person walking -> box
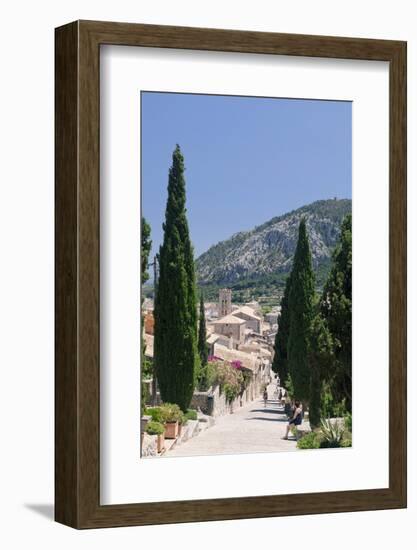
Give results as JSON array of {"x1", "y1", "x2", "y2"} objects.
[
  {"x1": 282, "y1": 400, "x2": 303, "y2": 440},
  {"x1": 263, "y1": 386, "x2": 268, "y2": 408},
  {"x1": 278, "y1": 388, "x2": 283, "y2": 405}
]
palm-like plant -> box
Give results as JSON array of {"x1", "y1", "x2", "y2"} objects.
[{"x1": 320, "y1": 418, "x2": 345, "y2": 447}]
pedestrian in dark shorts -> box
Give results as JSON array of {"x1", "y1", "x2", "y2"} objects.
[{"x1": 282, "y1": 400, "x2": 302, "y2": 440}]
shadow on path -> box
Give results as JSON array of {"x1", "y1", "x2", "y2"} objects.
[
  {"x1": 247, "y1": 416, "x2": 288, "y2": 422},
  {"x1": 250, "y1": 408, "x2": 285, "y2": 414}
]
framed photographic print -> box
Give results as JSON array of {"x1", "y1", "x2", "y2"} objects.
[{"x1": 55, "y1": 20, "x2": 406, "y2": 528}]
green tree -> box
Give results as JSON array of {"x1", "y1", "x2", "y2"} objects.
[
  {"x1": 141, "y1": 217, "x2": 152, "y2": 412},
  {"x1": 198, "y1": 292, "x2": 208, "y2": 367},
  {"x1": 141, "y1": 217, "x2": 152, "y2": 286},
  {"x1": 154, "y1": 145, "x2": 199, "y2": 411},
  {"x1": 287, "y1": 219, "x2": 315, "y2": 405},
  {"x1": 271, "y1": 275, "x2": 291, "y2": 383},
  {"x1": 321, "y1": 214, "x2": 352, "y2": 411},
  {"x1": 308, "y1": 312, "x2": 334, "y2": 428}
]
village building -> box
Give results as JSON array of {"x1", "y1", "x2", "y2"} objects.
[
  {"x1": 212, "y1": 343, "x2": 267, "y2": 399},
  {"x1": 232, "y1": 305, "x2": 262, "y2": 333},
  {"x1": 144, "y1": 333, "x2": 154, "y2": 360},
  {"x1": 143, "y1": 297, "x2": 154, "y2": 312},
  {"x1": 144, "y1": 311, "x2": 154, "y2": 335},
  {"x1": 213, "y1": 314, "x2": 246, "y2": 346},
  {"x1": 206, "y1": 332, "x2": 233, "y2": 355},
  {"x1": 265, "y1": 311, "x2": 279, "y2": 326},
  {"x1": 244, "y1": 299, "x2": 262, "y2": 315}
]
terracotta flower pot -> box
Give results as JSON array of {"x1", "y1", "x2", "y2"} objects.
[
  {"x1": 157, "y1": 433, "x2": 165, "y2": 453},
  {"x1": 164, "y1": 421, "x2": 179, "y2": 439}
]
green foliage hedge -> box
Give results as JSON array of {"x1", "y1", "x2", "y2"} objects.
[
  {"x1": 146, "y1": 421, "x2": 165, "y2": 435},
  {"x1": 145, "y1": 407, "x2": 163, "y2": 423},
  {"x1": 145, "y1": 403, "x2": 183, "y2": 423},
  {"x1": 185, "y1": 409, "x2": 198, "y2": 421},
  {"x1": 297, "y1": 432, "x2": 320, "y2": 449}
]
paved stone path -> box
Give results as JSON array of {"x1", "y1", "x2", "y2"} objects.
[{"x1": 165, "y1": 383, "x2": 298, "y2": 457}]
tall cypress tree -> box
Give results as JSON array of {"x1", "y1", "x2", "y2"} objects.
[
  {"x1": 141, "y1": 217, "x2": 152, "y2": 365},
  {"x1": 198, "y1": 292, "x2": 208, "y2": 367},
  {"x1": 154, "y1": 145, "x2": 198, "y2": 411},
  {"x1": 271, "y1": 274, "x2": 291, "y2": 383},
  {"x1": 308, "y1": 313, "x2": 334, "y2": 428},
  {"x1": 141, "y1": 217, "x2": 152, "y2": 411},
  {"x1": 321, "y1": 214, "x2": 352, "y2": 411},
  {"x1": 287, "y1": 218, "x2": 315, "y2": 405}
]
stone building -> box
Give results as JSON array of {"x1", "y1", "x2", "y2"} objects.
[
  {"x1": 144, "y1": 311, "x2": 154, "y2": 335},
  {"x1": 265, "y1": 311, "x2": 279, "y2": 326},
  {"x1": 213, "y1": 314, "x2": 245, "y2": 345},
  {"x1": 218, "y1": 288, "x2": 232, "y2": 317},
  {"x1": 232, "y1": 305, "x2": 262, "y2": 334}
]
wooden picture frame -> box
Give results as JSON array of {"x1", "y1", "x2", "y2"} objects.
[{"x1": 55, "y1": 20, "x2": 407, "y2": 529}]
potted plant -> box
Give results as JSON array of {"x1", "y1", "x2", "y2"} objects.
[
  {"x1": 145, "y1": 406, "x2": 163, "y2": 422},
  {"x1": 145, "y1": 421, "x2": 165, "y2": 453},
  {"x1": 160, "y1": 403, "x2": 182, "y2": 439}
]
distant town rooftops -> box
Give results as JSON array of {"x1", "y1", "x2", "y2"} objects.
[
  {"x1": 143, "y1": 297, "x2": 154, "y2": 311},
  {"x1": 144, "y1": 333, "x2": 154, "y2": 358},
  {"x1": 233, "y1": 305, "x2": 261, "y2": 320},
  {"x1": 206, "y1": 333, "x2": 220, "y2": 345},
  {"x1": 214, "y1": 314, "x2": 246, "y2": 325},
  {"x1": 213, "y1": 343, "x2": 258, "y2": 371}
]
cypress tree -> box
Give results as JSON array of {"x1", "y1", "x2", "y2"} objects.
[
  {"x1": 154, "y1": 145, "x2": 199, "y2": 411},
  {"x1": 141, "y1": 217, "x2": 152, "y2": 409},
  {"x1": 198, "y1": 292, "x2": 208, "y2": 367},
  {"x1": 321, "y1": 214, "x2": 352, "y2": 411},
  {"x1": 141, "y1": 217, "x2": 152, "y2": 287},
  {"x1": 308, "y1": 313, "x2": 334, "y2": 428},
  {"x1": 271, "y1": 274, "x2": 291, "y2": 383},
  {"x1": 287, "y1": 218, "x2": 315, "y2": 405}
]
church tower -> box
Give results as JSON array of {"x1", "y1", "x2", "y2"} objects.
[{"x1": 218, "y1": 288, "x2": 232, "y2": 317}]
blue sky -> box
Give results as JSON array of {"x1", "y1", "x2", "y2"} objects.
[{"x1": 141, "y1": 92, "x2": 351, "y2": 261}]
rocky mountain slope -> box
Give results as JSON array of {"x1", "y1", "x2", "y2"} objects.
[{"x1": 196, "y1": 199, "x2": 351, "y2": 286}]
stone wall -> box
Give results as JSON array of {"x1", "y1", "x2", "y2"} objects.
[
  {"x1": 190, "y1": 376, "x2": 261, "y2": 417},
  {"x1": 145, "y1": 369, "x2": 266, "y2": 417}
]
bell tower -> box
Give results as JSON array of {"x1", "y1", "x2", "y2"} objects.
[{"x1": 218, "y1": 288, "x2": 232, "y2": 317}]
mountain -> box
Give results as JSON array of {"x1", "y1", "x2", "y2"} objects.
[{"x1": 196, "y1": 199, "x2": 351, "y2": 287}]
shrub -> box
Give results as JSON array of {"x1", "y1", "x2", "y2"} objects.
[
  {"x1": 178, "y1": 411, "x2": 186, "y2": 426},
  {"x1": 144, "y1": 407, "x2": 163, "y2": 423},
  {"x1": 319, "y1": 418, "x2": 345, "y2": 448},
  {"x1": 197, "y1": 358, "x2": 250, "y2": 400},
  {"x1": 159, "y1": 402, "x2": 182, "y2": 423},
  {"x1": 224, "y1": 383, "x2": 239, "y2": 403},
  {"x1": 197, "y1": 361, "x2": 217, "y2": 391},
  {"x1": 141, "y1": 383, "x2": 149, "y2": 416},
  {"x1": 297, "y1": 431, "x2": 320, "y2": 449},
  {"x1": 340, "y1": 438, "x2": 352, "y2": 447},
  {"x1": 145, "y1": 421, "x2": 165, "y2": 435},
  {"x1": 333, "y1": 399, "x2": 347, "y2": 417},
  {"x1": 344, "y1": 412, "x2": 352, "y2": 432},
  {"x1": 240, "y1": 370, "x2": 252, "y2": 394},
  {"x1": 185, "y1": 409, "x2": 198, "y2": 421},
  {"x1": 319, "y1": 383, "x2": 335, "y2": 418}
]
